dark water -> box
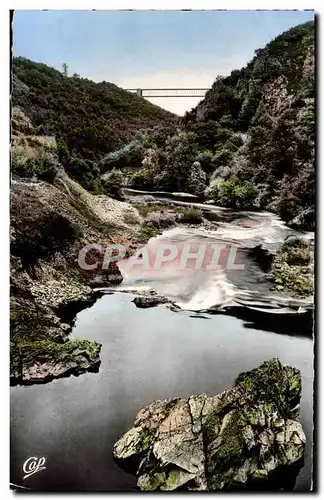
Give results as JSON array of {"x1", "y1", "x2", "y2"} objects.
[{"x1": 10, "y1": 292, "x2": 313, "y2": 491}]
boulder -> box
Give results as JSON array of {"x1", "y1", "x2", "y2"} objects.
[
  {"x1": 133, "y1": 294, "x2": 169, "y2": 308},
  {"x1": 88, "y1": 272, "x2": 123, "y2": 288},
  {"x1": 87, "y1": 261, "x2": 123, "y2": 288},
  {"x1": 113, "y1": 359, "x2": 305, "y2": 491}
]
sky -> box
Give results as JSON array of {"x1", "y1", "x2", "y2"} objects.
[{"x1": 13, "y1": 10, "x2": 314, "y2": 115}]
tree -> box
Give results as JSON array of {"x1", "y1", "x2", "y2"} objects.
[{"x1": 62, "y1": 63, "x2": 68, "y2": 77}]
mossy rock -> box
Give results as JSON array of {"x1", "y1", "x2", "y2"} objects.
[
  {"x1": 113, "y1": 359, "x2": 305, "y2": 491},
  {"x1": 10, "y1": 337, "x2": 101, "y2": 384}
]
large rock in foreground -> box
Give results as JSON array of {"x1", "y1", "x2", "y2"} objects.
[{"x1": 113, "y1": 359, "x2": 305, "y2": 491}]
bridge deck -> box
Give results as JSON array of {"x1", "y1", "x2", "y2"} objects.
[{"x1": 126, "y1": 88, "x2": 209, "y2": 97}]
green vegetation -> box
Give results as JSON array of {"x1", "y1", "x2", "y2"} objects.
[
  {"x1": 235, "y1": 358, "x2": 301, "y2": 417},
  {"x1": 136, "y1": 427, "x2": 154, "y2": 453},
  {"x1": 138, "y1": 473, "x2": 166, "y2": 491},
  {"x1": 129, "y1": 168, "x2": 155, "y2": 190},
  {"x1": 134, "y1": 203, "x2": 205, "y2": 227},
  {"x1": 122, "y1": 22, "x2": 314, "y2": 226},
  {"x1": 10, "y1": 336, "x2": 101, "y2": 381},
  {"x1": 133, "y1": 203, "x2": 174, "y2": 217},
  {"x1": 102, "y1": 168, "x2": 124, "y2": 199},
  {"x1": 11, "y1": 338, "x2": 100, "y2": 367},
  {"x1": 184, "y1": 21, "x2": 314, "y2": 226},
  {"x1": 139, "y1": 225, "x2": 160, "y2": 241},
  {"x1": 180, "y1": 208, "x2": 204, "y2": 224},
  {"x1": 134, "y1": 203, "x2": 199, "y2": 218},
  {"x1": 211, "y1": 178, "x2": 258, "y2": 209},
  {"x1": 99, "y1": 140, "x2": 145, "y2": 172},
  {"x1": 269, "y1": 237, "x2": 314, "y2": 297},
  {"x1": 12, "y1": 57, "x2": 175, "y2": 190},
  {"x1": 11, "y1": 156, "x2": 57, "y2": 182}
]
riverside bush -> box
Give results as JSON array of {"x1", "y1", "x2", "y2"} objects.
[
  {"x1": 180, "y1": 208, "x2": 204, "y2": 224},
  {"x1": 212, "y1": 178, "x2": 258, "y2": 209}
]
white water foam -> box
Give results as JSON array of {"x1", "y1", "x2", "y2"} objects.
[{"x1": 116, "y1": 204, "x2": 313, "y2": 313}]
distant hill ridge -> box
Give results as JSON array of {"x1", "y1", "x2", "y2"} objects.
[
  {"x1": 12, "y1": 57, "x2": 176, "y2": 190},
  {"x1": 12, "y1": 57, "x2": 176, "y2": 156},
  {"x1": 184, "y1": 20, "x2": 314, "y2": 129},
  {"x1": 181, "y1": 20, "x2": 315, "y2": 228}
]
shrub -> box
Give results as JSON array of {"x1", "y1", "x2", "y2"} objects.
[
  {"x1": 11, "y1": 201, "x2": 80, "y2": 268},
  {"x1": 33, "y1": 157, "x2": 57, "y2": 182},
  {"x1": 102, "y1": 168, "x2": 124, "y2": 199},
  {"x1": 11, "y1": 156, "x2": 57, "y2": 182},
  {"x1": 99, "y1": 140, "x2": 144, "y2": 172},
  {"x1": 66, "y1": 156, "x2": 104, "y2": 193},
  {"x1": 180, "y1": 208, "x2": 204, "y2": 224},
  {"x1": 211, "y1": 166, "x2": 232, "y2": 181},
  {"x1": 140, "y1": 124, "x2": 178, "y2": 149},
  {"x1": 91, "y1": 177, "x2": 105, "y2": 195},
  {"x1": 186, "y1": 122, "x2": 232, "y2": 150},
  {"x1": 142, "y1": 147, "x2": 162, "y2": 174},
  {"x1": 211, "y1": 148, "x2": 234, "y2": 170},
  {"x1": 233, "y1": 181, "x2": 258, "y2": 209},
  {"x1": 213, "y1": 178, "x2": 258, "y2": 209},
  {"x1": 212, "y1": 179, "x2": 237, "y2": 207},
  {"x1": 279, "y1": 237, "x2": 311, "y2": 265},
  {"x1": 270, "y1": 261, "x2": 313, "y2": 297},
  {"x1": 269, "y1": 238, "x2": 313, "y2": 297},
  {"x1": 194, "y1": 150, "x2": 214, "y2": 175},
  {"x1": 57, "y1": 141, "x2": 70, "y2": 163},
  {"x1": 134, "y1": 203, "x2": 170, "y2": 217},
  {"x1": 162, "y1": 131, "x2": 200, "y2": 192},
  {"x1": 187, "y1": 161, "x2": 207, "y2": 197},
  {"x1": 139, "y1": 225, "x2": 160, "y2": 240},
  {"x1": 130, "y1": 169, "x2": 154, "y2": 189}
]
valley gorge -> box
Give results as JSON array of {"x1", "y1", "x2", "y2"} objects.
[{"x1": 10, "y1": 18, "x2": 315, "y2": 492}]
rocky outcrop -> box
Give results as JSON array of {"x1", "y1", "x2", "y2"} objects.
[
  {"x1": 10, "y1": 169, "x2": 142, "y2": 384},
  {"x1": 10, "y1": 338, "x2": 101, "y2": 385},
  {"x1": 133, "y1": 293, "x2": 170, "y2": 308},
  {"x1": 10, "y1": 276, "x2": 102, "y2": 385},
  {"x1": 11, "y1": 106, "x2": 33, "y2": 135},
  {"x1": 113, "y1": 359, "x2": 305, "y2": 491},
  {"x1": 88, "y1": 262, "x2": 123, "y2": 288},
  {"x1": 54, "y1": 169, "x2": 141, "y2": 237}
]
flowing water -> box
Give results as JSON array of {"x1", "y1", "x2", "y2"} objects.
[{"x1": 10, "y1": 196, "x2": 314, "y2": 491}]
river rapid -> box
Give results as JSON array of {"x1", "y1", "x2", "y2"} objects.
[{"x1": 10, "y1": 193, "x2": 314, "y2": 491}]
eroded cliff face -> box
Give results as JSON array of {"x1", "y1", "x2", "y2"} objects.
[{"x1": 113, "y1": 359, "x2": 305, "y2": 491}]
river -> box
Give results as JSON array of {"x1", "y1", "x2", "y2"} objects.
[{"x1": 10, "y1": 198, "x2": 314, "y2": 491}]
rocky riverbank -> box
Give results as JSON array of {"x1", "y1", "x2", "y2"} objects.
[
  {"x1": 113, "y1": 359, "x2": 305, "y2": 492},
  {"x1": 10, "y1": 146, "x2": 314, "y2": 385},
  {"x1": 10, "y1": 162, "x2": 143, "y2": 385},
  {"x1": 268, "y1": 237, "x2": 314, "y2": 298}
]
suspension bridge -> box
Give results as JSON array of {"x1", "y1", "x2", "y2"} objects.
[{"x1": 126, "y1": 88, "x2": 209, "y2": 98}]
